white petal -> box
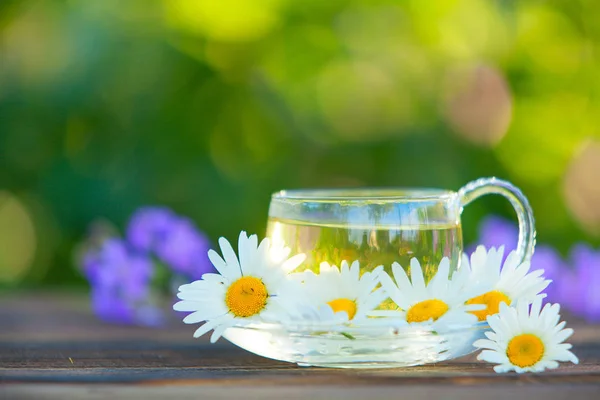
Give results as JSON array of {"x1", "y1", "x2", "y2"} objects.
[
  {"x1": 434, "y1": 310, "x2": 477, "y2": 330},
  {"x1": 502, "y1": 262, "x2": 530, "y2": 286},
  {"x1": 281, "y1": 253, "x2": 306, "y2": 273},
  {"x1": 554, "y1": 343, "x2": 573, "y2": 351},
  {"x1": 409, "y1": 258, "x2": 426, "y2": 291},
  {"x1": 350, "y1": 260, "x2": 361, "y2": 279},
  {"x1": 428, "y1": 258, "x2": 450, "y2": 294},
  {"x1": 183, "y1": 307, "x2": 228, "y2": 324},
  {"x1": 517, "y1": 299, "x2": 530, "y2": 319},
  {"x1": 473, "y1": 339, "x2": 499, "y2": 350},
  {"x1": 177, "y1": 282, "x2": 200, "y2": 292},
  {"x1": 550, "y1": 349, "x2": 579, "y2": 364},
  {"x1": 551, "y1": 320, "x2": 567, "y2": 335},
  {"x1": 368, "y1": 310, "x2": 405, "y2": 318},
  {"x1": 459, "y1": 253, "x2": 471, "y2": 273},
  {"x1": 319, "y1": 262, "x2": 333, "y2": 274},
  {"x1": 514, "y1": 366, "x2": 528, "y2": 374},
  {"x1": 180, "y1": 280, "x2": 219, "y2": 291},
  {"x1": 391, "y1": 263, "x2": 418, "y2": 304},
  {"x1": 380, "y1": 270, "x2": 408, "y2": 308},
  {"x1": 173, "y1": 300, "x2": 213, "y2": 312},
  {"x1": 473, "y1": 246, "x2": 493, "y2": 275},
  {"x1": 254, "y1": 237, "x2": 271, "y2": 267},
  {"x1": 177, "y1": 290, "x2": 214, "y2": 301},
  {"x1": 201, "y1": 273, "x2": 227, "y2": 283},
  {"x1": 238, "y1": 232, "x2": 257, "y2": 273},
  {"x1": 486, "y1": 314, "x2": 506, "y2": 335},
  {"x1": 530, "y1": 295, "x2": 543, "y2": 318},
  {"x1": 208, "y1": 249, "x2": 235, "y2": 278},
  {"x1": 340, "y1": 260, "x2": 350, "y2": 275},
  {"x1": 540, "y1": 303, "x2": 561, "y2": 330},
  {"x1": 500, "y1": 303, "x2": 520, "y2": 332},
  {"x1": 537, "y1": 360, "x2": 558, "y2": 371},
  {"x1": 210, "y1": 321, "x2": 236, "y2": 343},
  {"x1": 553, "y1": 328, "x2": 574, "y2": 344},
  {"x1": 193, "y1": 317, "x2": 228, "y2": 338},
  {"x1": 478, "y1": 349, "x2": 505, "y2": 364},
  {"x1": 493, "y1": 364, "x2": 513, "y2": 373},
  {"x1": 219, "y1": 236, "x2": 242, "y2": 275},
  {"x1": 358, "y1": 289, "x2": 387, "y2": 312}
]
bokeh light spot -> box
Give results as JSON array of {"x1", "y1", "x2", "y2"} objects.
[
  {"x1": 444, "y1": 65, "x2": 512, "y2": 147},
  {"x1": 408, "y1": 0, "x2": 509, "y2": 60},
  {"x1": 563, "y1": 141, "x2": 600, "y2": 236},
  {"x1": 1, "y1": 2, "x2": 73, "y2": 86},
  {"x1": 495, "y1": 94, "x2": 590, "y2": 186},
  {"x1": 0, "y1": 192, "x2": 37, "y2": 284},
  {"x1": 317, "y1": 61, "x2": 410, "y2": 141},
  {"x1": 516, "y1": 6, "x2": 583, "y2": 75},
  {"x1": 164, "y1": 0, "x2": 282, "y2": 42}
]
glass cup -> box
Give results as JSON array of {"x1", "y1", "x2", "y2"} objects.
[
  {"x1": 267, "y1": 177, "x2": 535, "y2": 280},
  {"x1": 225, "y1": 177, "x2": 535, "y2": 368}
]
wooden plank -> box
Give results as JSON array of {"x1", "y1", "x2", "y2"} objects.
[
  {"x1": 3, "y1": 383, "x2": 600, "y2": 400},
  {"x1": 1, "y1": 290, "x2": 600, "y2": 399},
  {"x1": 1, "y1": 340, "x2": 600, "y2": 376}
]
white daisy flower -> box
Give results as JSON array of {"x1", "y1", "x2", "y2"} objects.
[
  {"x1": 373, "y1": 257, "x2": 482, "y2": 331},
  {"x1": 294, "y1": 260, "x2": 387, "y2": 323},
  {"x1": 173, "y1": 231, "x2": 306, "y2": 342},
  {"x1": 474, "y1": 296, "x2": 579, "y2": 373},
  {"x1": 463, "y1": 246, "x2": 551, "y2": 322}
]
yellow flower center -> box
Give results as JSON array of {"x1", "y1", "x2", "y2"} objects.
[
  {"x1": 327, "y1": 298, "x2": 357, "y2": 320},
  {"x1": 466, "y1": 290, "x2": 511, "y2": 321},
  {"x1": 406, "y1": 299, "x2": 449, "y2": 323},
  {"x1": 506, "y1": 333, "x2": 545, "y2": 368},
  {"x1": 225, "y1": 276, "x2": 268, "y2": 318}
]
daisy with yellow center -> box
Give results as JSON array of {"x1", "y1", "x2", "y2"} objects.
[
  {"x1": 372, "y1": 257, "x2": 483, "y2": 331},
  {"x1": 173, "y1": 231, "x2": 306, "y2": 342},
  {"x1": 474, "y1": 296, "x2": 578, "y2": 373},
  {"x1": 295, "y1": 260, "x2": 387, "y2": 325},
  {"x1": 462, "y1": 246, "x2": 551, "y2": 322}
]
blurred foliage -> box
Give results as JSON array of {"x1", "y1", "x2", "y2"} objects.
[{"x1": 1, "y1": 0, "x2": 600, "y2": 287}]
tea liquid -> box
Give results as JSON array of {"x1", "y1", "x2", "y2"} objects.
[{"x1": 266, "y1": 218, "x2": 462, "y2": 283}]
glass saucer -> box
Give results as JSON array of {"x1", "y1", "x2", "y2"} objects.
[{"x1": 223, "y1": 321, "x2": 489, "y2": 368}]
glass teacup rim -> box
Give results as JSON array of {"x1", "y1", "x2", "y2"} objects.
[{"x1": 272, "y1": 187, "x2": 457, "y2": 202}]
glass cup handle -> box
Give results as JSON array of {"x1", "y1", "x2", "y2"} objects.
[{"x1": 458, "y1": 177, "x2": 536, "y2": 265}]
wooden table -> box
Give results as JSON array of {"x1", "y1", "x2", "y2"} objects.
[{"x1": 1, "y1": 292, "x2": 599, "y2": 399}]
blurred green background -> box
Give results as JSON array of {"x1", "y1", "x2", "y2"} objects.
[{"x1": 1, "y1": 0, "x2": 600, "y2": 288}]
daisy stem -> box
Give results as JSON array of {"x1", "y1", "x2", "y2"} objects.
[{"x1": 341, "y1": 332, "x2": 356, "y2": 340}]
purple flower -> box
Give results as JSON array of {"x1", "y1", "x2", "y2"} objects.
[
  {"x1": 81, "y1": 207, "x2": 213, "y2": 326},
  {"x1": 154, "y1": 217, "x2": 213, "y2": 280},
  {"x1": 126, "y1": 207, "x2": 177, "y2": 253},
  {"x1": 473, "y1": 215, "x2": 567, "y2": 303},
  {"x1": 473, "y1": 215, "x2": 600, "y2": 323},
  {"x1": 91, "y1": 286, "x2": 136, "y2": 325},
  {"x1": 91, "y1": 286, "x2": 165, "y2": 327},
  {"x1": 562, "y1": 244, "x2": 600, "y2": 322},
  {"x1": 83, "y1": 238, "x2": 153, "y2": 300},
  {"x1": 477, "y1": 215, "x2": 518, "y2": 251},
  {"x1": 83, "y1": 238, "x2": 163, "y2": 326},
  {"x1": 126, "y1": 206, "x2": 213, "y2": 280},
  {"x1": 529, "y1": 246, "x2": 567, "y2": 303}
]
